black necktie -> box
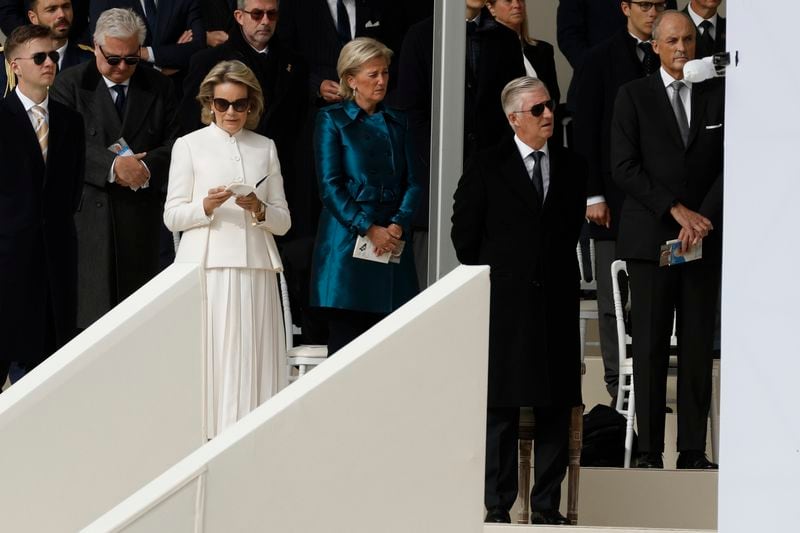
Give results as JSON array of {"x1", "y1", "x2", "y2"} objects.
[
  {"x1": 112, "y1": 84, "x2": 126, "y2": 119},
  {"x1": 336, "y1": 0, "x2": 352, "y2": 45},
  {"x1": 530, "y1": 151, "x2": 544, "y2": 204},
  {"x1": 698, "y1": 20, "x2": 714, "y2": 57},
  {"x1": 144, "y1": 0, "x2": 158, "y2": 42},
  {"x1": 638, "y1": 41, "x2": 659, "y2": 75},
  {"x1": 669, "y1": 81, "x2": 689, "y2": 147}
]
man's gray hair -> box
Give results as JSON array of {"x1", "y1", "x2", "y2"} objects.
[
  {"x1": 652, "y1": 9, "x2": 693, "y2": 41},
  {"x1": 236, "y1": 0, "x2": 279, "y2": 9},
  {"x1": 93, "y1": 8, "x2": 147, "y2": 46},
  {"x1": 501, "y1": 77, "x2": 549, "y2": 116}
]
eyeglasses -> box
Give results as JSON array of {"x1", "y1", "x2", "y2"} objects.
[
  {"x1": 98, "y1": 46, "x2": 141, "y2": 66},
  {"x1": 240, "y1": 8, "x2": 279, "y2": 22},
  {"x1": 512, "y1": 99, "x2": 555, "y2": 118},
  {"x1": 14, "y1": 50, "x2": 59, "y2": 66},
  {"x1": 212, "y1": 98, "x2": 250, "y2": 113},
  {"x1": 628, "y1": 1, "x2": 667, "y2": 12}
]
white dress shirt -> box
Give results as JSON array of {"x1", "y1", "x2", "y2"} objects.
[
  {"x1": 687, "y1": 3, "x2": 719, "y2": 41},
  {"x1": 100, "y1": 76, "x2": 151, "y2": 189},
  {"x1": 56, "y1": 41, "x2": 68, "y2": 70},
  {"x1": 15, "y1": 87, "x2": 48, "y2": 131},
  {"x1": 660, "y1": 67, "x2": 692, "y2": 126},
  {"x1": 514, "y1": 134, "x2": 550, "y2": 200},
  {"x1": 327, "y1": 0, "x2": 356, "y2": 40}
]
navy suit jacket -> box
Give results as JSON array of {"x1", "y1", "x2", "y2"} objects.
[{"x1": 90, "y1": 0, "x2": 204, "y2": 69}]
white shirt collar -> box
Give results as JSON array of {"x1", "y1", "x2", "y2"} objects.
[
  {"x1": 467, "y1": 12, "x2": 481, "y2": 25},
  {"x1": 15, "y1": 87, "x2": 49, "y2": 112},
  {"x1": 628, "y1": 32, "x2": 649, "y2": 45},
  {"x1": 513, "y1": 134, "x2": 549, "y2": 160},
  {"x1": 56, "y1": 41, "x2": 68, "y2": 68},
  {"x1": 687, "y1": 3, "x2": 719, "y2": 28},
  {"x1": 659, "y1": 67, "x2": 692, "y2": 90},
  {"x1": 102, "y1": 76, "x2": 130, "y2": 89}
]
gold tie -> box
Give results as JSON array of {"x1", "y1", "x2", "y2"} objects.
[{"x1": 31, "y1": 105, "x2": 48, "y2": 160}]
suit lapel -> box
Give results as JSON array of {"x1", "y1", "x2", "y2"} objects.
[
  {"x1": 650, "y1": 73, "x2": 685, "y2": 150},
  {"x1": 6, "y1": 92, "x2": 46, "y2": 181},
  {"x1": 687, "y1": 80, "x2": 708, "y2": 148},
  {"x1": 354, "y1": 0, "x2": 371, "y2": 37},
  {"x1": 499, "y1": 139, "x2": 539, "y2": 214},
  {"x1": 122, "y1": 71, "x2": 156, "y2": 140},
  {"x1": 88, "y1": 76, "x2": 122, "y2": 142},
  {"x1": 45, "y1": 102, "x2": 67, "y2": 175}
]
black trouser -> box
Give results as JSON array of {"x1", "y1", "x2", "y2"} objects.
[
  {"x1": 484, "y1": 406, "x2": 571, "y2": 512},
  {"x1": 325, "y1": 308, "x2": 386, "y2": 356},
  {"x1": 627, "y1": 259, "x2": 718, "y2": 453}
]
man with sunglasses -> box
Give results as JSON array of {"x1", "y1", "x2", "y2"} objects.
[
  {"x1": 452, "y1": 77, "x2": 586, "y2": 525},
  {"x1": 50, "y1": 8, "x2": 179, "y2": 331},
  {"x1": 0, "y1": 24, "x2": 85, "y2": 383},
  {"x1": 572, "y1": 0, "x2": 666, "y2": 408}
]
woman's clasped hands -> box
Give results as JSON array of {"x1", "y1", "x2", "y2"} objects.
[{"x1": 367, "y1": 223, "x2": 403, "y2": 256}]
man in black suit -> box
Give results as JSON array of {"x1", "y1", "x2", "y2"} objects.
[
  {"x1": 394, "y1": 1, "x2": 522, "y2": 286},
  {"x1": 89, "y1": 0, "x2": 204, "y2": 75},
  {"x1": 573, "y1": 0, "x2": 664, "y2": 402},
  {"x1": 50, "y1": 8, "x2": 179, "y2": 330},
  {"x1": 0, "y1": 0, "x2": 88, "y2": 42},
  {"x1": 452, "y1": 77, "x2": 585, "y2": 524},
  {"x1": 200, "y1": 0, "x2": 235, "y2": 46},
  {"x1": 1, "y1": 0, "x2": 92, "y2": 96},
  {"x1": 611, "y1": 10, "x2": 723, "y2": 469},
  {"x1": 683, "y1": 0, "x2": 726, "y2": 58},
  {"x1": 556, "y1": 0, "x2": 676, "y2": 110},
  {"x1": 0, "y1": 24, "x2": 84, "y2": 382}
]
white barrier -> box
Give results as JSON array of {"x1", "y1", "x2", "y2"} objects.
[
  {"x1": 0, "y1": 263, "x2": 205, "y2": 531},
  {"x1": 86, "y1": 265, "x2": 490, "y2": 533}
]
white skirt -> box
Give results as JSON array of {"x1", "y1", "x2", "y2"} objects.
[{"x1": 204, "y1": 268, "x2": 286, "y2": 438}]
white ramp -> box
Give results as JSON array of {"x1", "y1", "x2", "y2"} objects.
[
  {"x1": 0, "y1": 264, "x2": 205, "y2": 531},
  {"x1": 87, "y1": 265, "x2": 490, "y2": 533}
]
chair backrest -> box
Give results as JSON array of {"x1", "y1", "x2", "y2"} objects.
[
  {"x1": 611, "y1": 260, "x2": 630, "y2": 369},
  {"x1": 577, "y1": 238, "x2": 597, "y2": 291}
]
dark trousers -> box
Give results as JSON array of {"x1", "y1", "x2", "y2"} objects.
[
  {"x1": 484, "y1": 406, "x2": 570, "y2": 512},
  {"x1": 325, "y1": 309, "x2": 385, "y2": 356},
  {"x1": 627, "y1": 259, "x2": 718, "y2": 453}
]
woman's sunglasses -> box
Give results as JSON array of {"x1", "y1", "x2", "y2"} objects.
[
  {"x1": 99, "y1": 46, "x2": 141, "y2": 66},
  {"x1": 15, "y1": 50, "x2": 59, "y2": 66},
  {"x1": 212, "y1": 98, "x2": 250, "y2": 113}
]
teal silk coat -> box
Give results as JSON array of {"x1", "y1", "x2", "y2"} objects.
[{"x1": 310, "y1": 100, "x2": 421, "y2": 314}]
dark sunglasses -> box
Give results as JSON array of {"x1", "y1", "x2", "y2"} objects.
[
  {"x1": 99, "y1": 45, "x2": 141, "y2": 66},
  {"x1": 15, "y1": 50, "x2": 59, "y2": 66},
  {"x1": 240, "y1": 8, "x2": 279, "y2": 22},
  {"x1": 213, "y1": 98, "x2": 250, "y2": 113},
  {"x1": 513, "y1": 99, "x2": 555, "y2": 118},
  {"x1": 628, "y1": 1, "x2": 667, "y2": 12}
]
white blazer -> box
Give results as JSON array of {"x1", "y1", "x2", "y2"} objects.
[{"x1": 164, "y1": 123, "x2": 291, "y2": 270}]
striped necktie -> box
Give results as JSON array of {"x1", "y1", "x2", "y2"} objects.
[{"x1": 31, "y1": 105, "x2": 48, "y2": 160}]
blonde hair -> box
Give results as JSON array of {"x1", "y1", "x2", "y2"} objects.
[
  {"x1": 196, "y1": 60, "x2": 264, "y2": 129},
  {"x1": 336, "y1": 37, "x2": 393, "y2": 100},
  {"x1": 486, "y1": 0, "x2": 536, "y2": 45}
]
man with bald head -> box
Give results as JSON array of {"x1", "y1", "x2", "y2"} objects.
[{"x1": 611, "y1": 10, "x2": 723, "y2": 469}]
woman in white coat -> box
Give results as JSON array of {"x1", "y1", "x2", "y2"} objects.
[{"x1": 164, "y1": 60, "x2": 291, "y2": 438}]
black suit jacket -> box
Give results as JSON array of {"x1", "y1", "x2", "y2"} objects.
[
  {"x1": 573, "y1": 29, "x2": 647, "y2": 240},
  {"x1": 0, "y1": 0, "x2": 89, "y2": 41},
  {"x1": 90, "y1": 0, "x2": 205, "y2": 69},
  {"x1": 682, "y1": 7, "x2": 727, "y2": 59},
  {"x1": 50, "y1": 61, "x2": 179, "y2": 328},
  {"x1": 611, "y1": 74, "x2": 724, "y2": 262},
  {"x1": 200, "y1": 0, "x2": 235, "y2": 32},
  {"x1": 277, "y1": 0, "x2": 384, "y2": 102},
  {"x1": 452, "y1": 138, "x2": 586, "y2": 407},
  {"x1": 0, "y1": 91, "x2": 84, "y2": 366}
]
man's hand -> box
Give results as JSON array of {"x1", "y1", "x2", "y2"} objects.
[
  {"x1": 206, "y1": 30, "x2": 228, "y2": 47},
  {"x1": 319, "y1": 79, "x2": 343, "y2": 103},
  {"x1": 203, "y1": 186, "x2": 233, "y2": 216},
  {"x1": 177, "y1": 30, "x2": 193, "y2": 44},
  {"x1": 114, "y1": 153, "x2": 150, "y2": 189},
  {"x1": 586, "y1": 202, "x2": 611, "y2": 228},
  {"x1": 670, "y1": 202, "x2": 713, "y2": 253}
]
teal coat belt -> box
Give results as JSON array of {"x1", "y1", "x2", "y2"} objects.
[{"x1": 310, "y1": 100, "x2": 421, "y2": 314}]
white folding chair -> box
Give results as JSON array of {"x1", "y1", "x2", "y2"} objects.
[
  {"x1": 278, "y1": 272, "x2": 327, "y2": 384},
  {"x1": 611, "y1": 260, "x2": 720, "y2": 467},
  {"x1": 577, "y1": 239, "x2": 599, "y2": 365}
]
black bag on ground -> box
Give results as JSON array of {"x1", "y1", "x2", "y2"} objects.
[{"x1": 580, "y1": 403, "x2": 637, "y2": 467}]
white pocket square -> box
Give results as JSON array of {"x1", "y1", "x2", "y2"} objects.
[
  {"x1": 705, "y1": 123, "x2": 723, "y2": 130},
  {"x1": 365, "y1": 20, "x2": 380, "y2": 28}
]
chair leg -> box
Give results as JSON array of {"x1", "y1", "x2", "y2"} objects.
[
  {"x1": 710, "y1": 362, "x2": 720, "y2": 463},
  {"x1": 624, "y1": 385, "x2": 636, "y2": 468},
  {"x1": 579, "y1": 318, "x2": 587, "y2": 365},
  {"x1": 517, "y1": 439, "x2": 532, "y2": 524},
  {"x1": 567, "y1": 404, "x2": 584, "y2": 525}
]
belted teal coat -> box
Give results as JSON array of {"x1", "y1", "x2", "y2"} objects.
[{"x1": 310, "y1": 100, "x2": 421, "y2": 314}]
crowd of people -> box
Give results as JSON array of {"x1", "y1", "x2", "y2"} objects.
[{"x1": 0, "y1": 0, "x2": 726, "y2": 526}]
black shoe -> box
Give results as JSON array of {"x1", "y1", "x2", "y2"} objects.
[
  {"x1": 634, "y1": 452, "x2": 664, "y2": 468},
  {"x1": 531, "y1": 509, "x2": 569, "y2": 525},
  {"x1": 677, "y1": 450, "x2": 718, "y2": 469},
  {"x1": 484, "y1": 507, "x2": 510, "y2": 523}
]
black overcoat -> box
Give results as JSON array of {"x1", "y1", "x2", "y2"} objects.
[
  {"x1": 451, "y1": 138, "x2": 586, "y2": 407},
  {"x1": 0, "y1": 92, "x2": 84, "y2": 366}
]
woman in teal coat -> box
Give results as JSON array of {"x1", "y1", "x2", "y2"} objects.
[{"x1": 310, "y1": 37, "x2": 421, "y2": 355}]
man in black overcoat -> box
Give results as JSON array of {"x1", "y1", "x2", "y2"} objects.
[
  {"x1": 611, "y1": 10, "x2": 723, "y2": 469},
  {"x1": 0, "y1": 25, "x2": 84, "y2": 380},
  {"x1": 452, "y1": 77, "x2": 585, "y2": 525},
  {"x1": 683, "y1": 0, "x2": 726, "y2": 59},
  {"x1": 50, "y1": 8, "x2": 179, "y2": 329}
]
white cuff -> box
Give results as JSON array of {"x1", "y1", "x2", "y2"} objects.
[{"x1": 586, "y1": 195, "x2": 606, "y2": 206}]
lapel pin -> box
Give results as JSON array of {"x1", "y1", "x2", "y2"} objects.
[{"x1": 286, "y1": 64, "x2": 292, "y2": 73}]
